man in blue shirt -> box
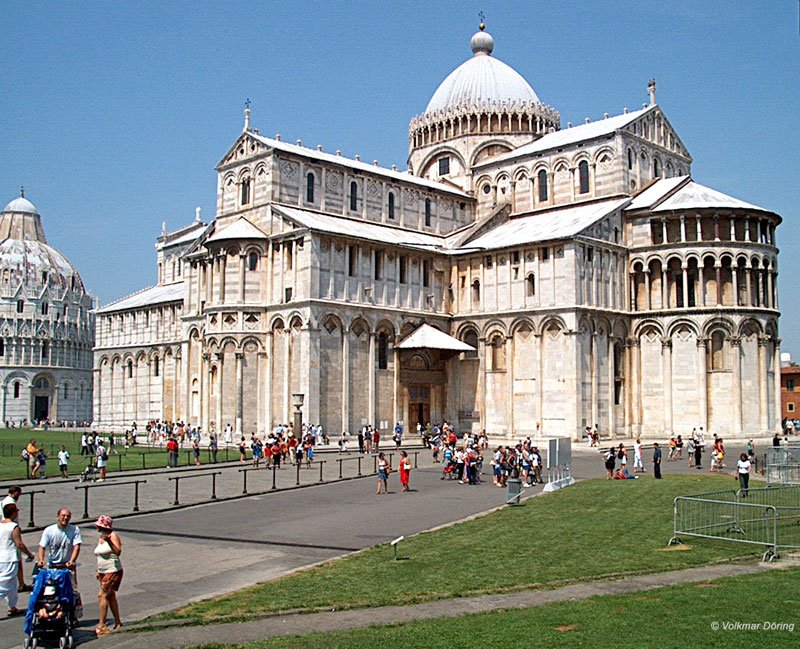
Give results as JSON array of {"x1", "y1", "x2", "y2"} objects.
[{"x1": 37, "y1": 508, "x2": 82, "y2": 570}]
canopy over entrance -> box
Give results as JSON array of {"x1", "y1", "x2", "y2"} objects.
[{"x1": 396, "y1": 324, "x2": 475, "y2": 352}]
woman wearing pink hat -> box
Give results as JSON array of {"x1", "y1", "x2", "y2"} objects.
[{"x1": 92, "y1": 515, "x2": 123, "y2": 635}]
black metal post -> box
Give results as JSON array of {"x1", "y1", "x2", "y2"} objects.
[
  {"x1": 357, "y1": 456, "x2": 362, "y2": 476},
  {"x1": 133, "y1": 481, "x2": 141, "y2": 512},
  {"x1": 173, "y1": 477, "x2": 180, "y2": 505},
  {"x1": 27, "y1": 491, "x2": 45, "y2": 528},
  {"x1": 295, "y1": 460, "x2": 301, "y2": 486},
  {"x1": 142, "y1": 453, "x2": 146, "y2": 470},
  {"x1": 338, "y1": 458, "x2": 343, "y2": 479},
  {"x1": 82, "y1": 487, "x2": 89, "y2": 520},
  {"x1": 118, "y1": 455, "x2": 123, "y2": 472},
  {"x1": 373, "y1": 455, "x2": 377, "y2": 473},
  {"x1": 211, "y1": 473, "x2": 218, "y2": 499},
  {"x1": 319, "y1": 460, "x2": 324, "y2": 482},
  {"x1": 242, "y1": 469, "x2": 248, "y2": 495},
  {"x1": 413, "y1": 452, "x2": 419, "y2": 468},
  {"x1": 271, "y1": 464, "x2": 277, "y2": 490}
]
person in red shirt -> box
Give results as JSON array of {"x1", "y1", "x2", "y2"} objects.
[
  {"x1": 263, "y1": 443, "x2": 273, "y2": 468},
  {"x1": 166, "y1": 436, "x2": 179, "y2": 468},
  {"x1": 398, "y1": 451, "x2": 412, "y2": 492},
  {"x1": 372, "y1": 429, "x2": 380, "y2": 453}
]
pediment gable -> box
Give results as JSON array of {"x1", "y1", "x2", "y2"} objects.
[
  {"x1": 627, "y1": 107, "x2": 692, "y2": 161},
  {"x1": 216, "y1": 133, "x2": 268, "y2": 170}
]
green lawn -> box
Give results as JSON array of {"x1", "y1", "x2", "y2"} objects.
[
  {"x1": 0, "y1": 428, "x2": 193, "y2": 481},
  {"x1": 189, "y1": 566, "x2": 800, "y2": 649},
  {"x1": 158, "y1": 474, "x2": 757, "y2": 623}
]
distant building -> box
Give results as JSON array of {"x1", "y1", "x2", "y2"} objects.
[
  {"x1": 93, "y1": 23, "x2": 782, "y2": 438},
  {"x1": 0, "y1": 192, "x2": 95, "y2": 424},
  {"x1": 781, "y1": 365, "x2": 800, "y2": 421}
]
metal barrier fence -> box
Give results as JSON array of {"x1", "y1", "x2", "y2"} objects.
[
  {"x1": 670, "y1": 484, "x2": 800, "y2": 561},
  {"x1": 766, "y1": 447, "x2": 800, "y2": 484}
]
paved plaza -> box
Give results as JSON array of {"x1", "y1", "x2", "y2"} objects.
[{"x1": 0, "y1": 436, "x2": 775, "y2": 648}]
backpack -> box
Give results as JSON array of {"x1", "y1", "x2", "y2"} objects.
[{"x1": 21, "y1": 449, "x2": 29, "y2": 461}]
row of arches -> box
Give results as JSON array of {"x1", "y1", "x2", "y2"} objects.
[
  {"x1": 648, "y1": 213, "x2": 777, "y2": 246},
  {"x1": 410, "y1": 103, "x2": 559, "y2": 149},
  {"x1": 631, "y1": 253, "x2": 778, "y2": 311}
]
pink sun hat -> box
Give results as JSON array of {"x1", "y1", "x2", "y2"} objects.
[{"x1": 94, "y1": 515, "x2": 113, "y2": 530}]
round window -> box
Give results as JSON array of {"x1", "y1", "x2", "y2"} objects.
[{"x1": 482, "y1": 184, "x2": 491, "y2": 195}]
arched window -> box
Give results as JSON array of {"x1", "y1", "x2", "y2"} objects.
[
  {"x1": 349, "y1": 181, "x2": 358, "y2": 211},
  {"x1": 653, "y1": 158, "x2": 661, "y2": 178},
  {"x1": 537, "y1": 169, "x2": 548, "y2": 202},
  {"x1": 462, "y1": 330, "x2": 478, "y2": 359},
  {"x1": 248, "y1": 251, "x2": 259, "y2": 271},
  {"x1": 578, "y1": 160, "x2": 590, "y2": 194},
  {"x1": 710, "y1": 331, "x2": 727, "y2": 371},
  {"x1": 377, "y1": 332, "x2": 388, "y2": 370},
  {"x1": 627, "y1": 149, "x2": 634, "y2": 170},
  {"x1": 490, "y1": 334, "x2": 506, "y2": 371},
  {"x1": 0, "y1": 339, "x2": 4, "y2": 357},
  {"x1": 13, "y1": 382, "x2": 20, "y2": 399},
  {"x1": 63, "y1": 383, "x2": 69, "y2": 399},
  {"x1": 387, "y1": 192, "x2": 395, "y2": 220},
  {"x1": 306, "y1": 172, "x2": 315, "y2": 203},
  {"x1": 41, "y1": 341, "x2": 49, "y2": 362},
  {"x1": 526, "y1": 273, "x2": 536, "y2": 297},
  {"x1": 424, "y1": 198, "x2": 432, "y2": 226},
  {"x1": 127, "y1": 360, "x2": 133, "y2": 378},
  {"x1": 153, "y1": 356, "x2": 160, "y2": 377},
  {"x1": 240, "y1": 177, "x2": 251, "y2": 206},
  {"x1": 16, "y1": 300, "x2": 24, "y2": 314},
  {"x1": 471, "y1": 279, "x2": 481, "y2": 305}
]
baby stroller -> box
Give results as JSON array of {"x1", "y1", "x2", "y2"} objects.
[
  {"x1": 440, "y1": 461, "x2": 457, "y2": 480},
  {"x1": 23, "y1": 569, "x2": 77, "y2": 649},
  {"x1": 78, "y1": 458, "x2": 100, "y2": 483}
]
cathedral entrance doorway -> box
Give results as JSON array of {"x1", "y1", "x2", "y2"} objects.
[
  {"x1": 34, "y1": 396, "x2": 49, "y2": 422},
  {"x1": 407, "y1": 385, "x2": 431, "y2": 430}
]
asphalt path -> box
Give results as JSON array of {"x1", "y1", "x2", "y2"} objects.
[{"x1": 0, "y1": 437, "x2": 775, "y2": 648}]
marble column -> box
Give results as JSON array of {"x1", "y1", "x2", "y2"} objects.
[
  {"x1": 214, "y1": 352, "x2": 223, "y2": 433},
  {"x1": 728, "y1": 337, "x2": 742, "y2": 434},
  {"x1": 773, "y1": 339, "x2": 782, "y2": 432},
  {"x1": 758, "y1": 337, "x2": 769, "y2": 433},
  {"x1": 368, "y1": 332, "x2": 376, "y2": 427},
  {"x1": 235, "y1": 351, "x2": 244, "y2": 435},
  {"x1": 264, "y1": 331, "x2": 273, "y2": 432},
  {"x1": 697, "y1": 338, "x2": 708, "y2": 432},
  {"x1": 342, "y1": 327, "x2": 350, "y2": 433},
  {"x1": 662, "y1": 339, "x2": 672, "y2": 434}
]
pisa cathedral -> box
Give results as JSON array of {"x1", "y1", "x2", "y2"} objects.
[{"x1": 93, "y1": 24, "x2": 782, "y2": 439}]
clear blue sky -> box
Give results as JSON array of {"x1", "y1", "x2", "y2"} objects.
[{"x1": 2, "y1": 1, "x2": 798, "y2": 353}]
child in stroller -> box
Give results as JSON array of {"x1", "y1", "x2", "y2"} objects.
[
  {"x1": 78, "y1": 458, "x2": 100, "y2": 483},
  {"x1": 23, "y1": 569, "x2": 76, "y2": 649}
]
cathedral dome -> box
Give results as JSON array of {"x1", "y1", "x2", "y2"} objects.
[{"x1": 425, "y1": 25, "x2": 540, "y2": 113}]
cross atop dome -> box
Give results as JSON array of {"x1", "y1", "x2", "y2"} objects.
[{"x1": 471, "y1": 15, "x2": 494, "y2": 55}]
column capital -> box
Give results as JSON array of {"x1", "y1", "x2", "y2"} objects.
[
  {"x1": 696, "y1": 337, "x2": 708, "y2": 349},
  {"x1": 729, "y1": 336, "x2": 742, "y2": 348},
  {"x1": 660, "y1": 338, "x2": 672, "y2": 349}
]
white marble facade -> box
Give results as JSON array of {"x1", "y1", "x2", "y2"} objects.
[
  {"x1": 0, "y1": 194, "x2": 94, "y2": 425},
  {"x1": 93, "y1": 25, "x2": 781, "y2": 439}
]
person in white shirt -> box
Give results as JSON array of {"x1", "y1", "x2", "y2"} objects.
[
  {"x1": 737, "y1": 452, "x2": 752, "y2": 496},
  {"x1": 633, "y1": 439, "x2": 645, "y2": 473},
  {"x1": 58, "y1": 446, "x2": 70, "y2": 478}
]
